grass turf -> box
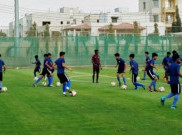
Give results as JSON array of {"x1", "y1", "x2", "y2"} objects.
[{"x1": 0, "y1": 67, "x2": 182, "y2": 135}]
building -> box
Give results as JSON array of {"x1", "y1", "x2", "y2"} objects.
[
  {"x1": 139, "y1": 0, "x2": 182, "y2": 29},
  {"x1": 9, "y1": 7, "x2": 88, "y2": 37}
]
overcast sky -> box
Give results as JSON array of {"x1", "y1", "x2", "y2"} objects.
[{"x1": 0, "y1": 0, "x2": 139, "y2": 27}]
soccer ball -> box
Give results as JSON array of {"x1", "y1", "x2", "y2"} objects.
[
  {"x1": 42, "y1": 82, "x2": 47, "y2": 86},
  {"x1": 2, "y1": 87, "x2": 8, "y2": 92},
  {"x1": 122, "y1": 85, "x2": 127, "y2": 90},
  {"x1": 34, "y1": 77, "x2": 38, "y2": 81},
  {"x1": 159, "y1": 87, "x2": 165, "y2": 92},
  {"x1": 56, "y1": 82, "x2": 61, "y2": 87},
  {"x1": 137, "y1": 76, "x2": 140, "y2": 80},
  {"x1": 70, "y1": 90, "x2": 77, "y2": 97},
  {"x1": 111, "y1": 82, "x2": 116, "y2": 87}
]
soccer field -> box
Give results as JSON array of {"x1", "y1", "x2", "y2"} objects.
[{"x1": 0, "y1": 67, "x2": 182, "y2": 135}]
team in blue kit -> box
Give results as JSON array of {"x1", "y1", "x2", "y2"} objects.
[{"x1": 114, "y1": 53, "x2": 127, "y2": 87}]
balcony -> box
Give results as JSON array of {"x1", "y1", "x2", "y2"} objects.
[{"x1": 163, "y1": 7, "x2": 175, "y2": 13}]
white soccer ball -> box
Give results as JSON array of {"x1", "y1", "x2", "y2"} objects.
[
  {"x1": 71, "y1": 90, "x2": 77, "y2": 97},
  {"x1": 56, "y1": 82, "x2": 61, "y2": 87},
  {"x1": 42, "y1": 82, "x2": 47, "y2": 86},
  {"x1": 137, "y1": 76, "x2": 140, "y2": 80},
  {"x1": 111, "y1": 82, "x2": 116, "y2": 87},
  {"x1": 122, "y1": 85, "x2": 127, "y2": 90},
  {"x1": 34, "y1": 77, "x2": 38, "y2": 81},
  {"x1": 2, "y1": 87, "x2": 8, "y2": 92},
  {"x1": 159, "y1": 87, "x2": 165, "y2": 92}
]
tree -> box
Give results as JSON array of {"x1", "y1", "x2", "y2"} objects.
[
  {"x1": 27, "y1": 22, "x2": 37, "y2": 37},
  {"x1": 0, "y1": 31, "x2": 7, "y2": 37},
  {"x1": 172, "y1": 5, "x2": 182, "y2": 32},
  {"x1": 153, "y1": 23, "x2": 159, "y2": 36},
  {"x1": 108, "y1": 24, "x2": 114, "y2": 36},
  {"x1": 44, "y1": 23, "x2": 50, "y2": 37},
  {"x1": 133, "y1": 21, "x2": 140, "y2": 35}
]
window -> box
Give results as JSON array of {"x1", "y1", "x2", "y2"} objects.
[
  {"x1": 153, "y1": 0, "x2": 159, "y2": 7},
  {"x1": 73, "y1": 19, "x2": 76, "y2": 24},
  {"x1": 67, "y1": 21, "x2": 70, "y2": 24},
  {"x1": 97, "y1": 19, "x2": 99, "y2": 23},
  {"x1": 42, "y1": 21, "x2": 51, "y2": 26},
  {"x1": 111, "y1": 17, "x2": 118, "y2": 23},
  {"x1": 153, "y1": 15, "x2": 159, "y2": 22},
  {"x1": 82, "y1": 20, "x2": 84, "y2": 23},
  {"x1": 60, "y1": 21, "x2": 63, "y2": 25},
  {"x1": 143, "y1": 2, "x2": 146, "y2": 10}
]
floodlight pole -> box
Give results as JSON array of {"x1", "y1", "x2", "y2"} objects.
[{"x1": 14, "y1": 0, "x2": 20, "y2": 56}]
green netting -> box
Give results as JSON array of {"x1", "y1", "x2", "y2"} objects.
[{"x1": 0, "y1": 36, "x2": 182, "y2": 67}]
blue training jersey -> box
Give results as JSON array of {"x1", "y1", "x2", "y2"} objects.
[
  {"x1": 117, "y1": 58, "x2": 125, "y2": 70},
  {"x1": 36, "y1": 59, "x2": 41, "y2": 69},
  {"x1": 43, "y1": 58, "x2": 49, "y2": 69},
  {"x1": 0, "y1": 59, "x2": 5, "y2": 72},
  {"x1": 147, "y1": 59, "x2": 155, "y2": 71},
  {"x1": 48, "y1": 58, "x2": 53, "y2": 69},
  {"x1": 162, "y1": 56, "x2": 170, "y2": 67},
  {"x1": 169, "y1": 57, "x2": 174, "y2": 64},
  {"x1": 130, "y1": 60, "x2": 138, "y2": 75},
  {"x1": 146, "y1": 56, "x2": 150, "y2": 64},
  {"x1": 55, "y1": 58, "x2": 65, "y2": 74},
  {"x1": 166, "y1": 63, "x2": 180, "y2": 85}
]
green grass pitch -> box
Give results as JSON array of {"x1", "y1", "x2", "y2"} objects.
[{"x1": 0, "y1": 67, "x2": 182, "y2": 135}]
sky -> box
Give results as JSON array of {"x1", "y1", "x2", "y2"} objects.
[{"x1": 0, "y1": 0, "x2": 139, "y2": 27}]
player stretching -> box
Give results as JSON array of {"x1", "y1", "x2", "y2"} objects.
[
  {"x1": 162, "y1": 52, "x2": 171, "y2": 80},
  {"x1": 0, "y1": 54, "x2": 6, "y2": 93},
  {"x1": 114, "y1": 53, "x2": 127, "y2": 87},
  {"x1": 147, "y1": 53, "x2": 158, "y2": 92},
  {"x1": 129, "y1": 54, "x2": 145, "y2": 90},
  {"x1": 91, "y1": 50, "x2": 101, "y2": 83},
  {"x1": 32, "y1": 55, "x2": 41, "y2": 77},
  {"x1": 54, "y1": 52, "x2": 72, "y2": 96},
  {"x1": 161, "y1": 54, "x2": 182, "y2": 109},
  {"x1": 47, "y1": 53, "x2": 54, "y2": 87},
  {"x1": 33, "y1": 54, "x2": 50, "y2": 87},
  {"x1": 142, "y1": 52, "x2": 150, "y2": 80}
]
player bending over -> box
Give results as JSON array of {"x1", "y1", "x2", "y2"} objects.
[
  {"x1": 114, "y1": 53, "x2": 127, "y2": 87},
  {"x1": 54, "y1": 52, "x2": 72, "y2": 96},
  {"x1": 129, "y1": 54, "x2": 145, "y2": 90},
  {"x1": 32, "y1": 55, "x2": 41, "y2": 77},
  {"x1": 161, "y1": 54, "x2": 182, "y2": 109},
  {"x1": 0, "y1": 54, "x2": 6, "y2": 93},
  {"x1": 162, "y1": 52, "x2": 171, "y2": 80},
  {"x1": 91, "y1": 50, "x2": 101, "y2": 83},
  {"x1": 147, "y1": 53, "x2": 158, "y2": 92}
]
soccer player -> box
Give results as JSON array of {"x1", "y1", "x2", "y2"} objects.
[
  {"x1": 162, "y1": 52, "x2": 171, "y2": 80},
  {"x1": 54, "y1": 52, "x2": 72, "y2": 96},
  {"x1": 33, "y1": 54, "x2": 50, "y2": 87},
  {"x1": 46, "y1": 53, "x2": 54, "y2": 87},
  {"x1": 0, "y1": 54, "x2": 6, "y2": 93},
  {"x1": 32, "y1": 55, "x2": 41, "y2": 77},
  {"x1": 115, "y1": 53, "x2": 127, "y2": 87},
  {"x1": 147, "y1": 53, "x2": 158, "y2": 92},
  {"x1": 129, "y1": 54, "x2": 145, "y2": 90},
  {"x1": 142, "y1": 52, "x2": 150, "y2": 80},
  {"x1": 91, "y1": 50, "x2": 101, "y2": 83},
  {"x1": 161, "y1": 54, "x2": 182, "y2": 109}
]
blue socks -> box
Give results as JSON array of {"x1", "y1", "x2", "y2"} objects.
[
  {"x1": 150, "y1": 80, "x2": 155, "y2": 87},
  {"x1": 0, "y1": 82, "x2": 2, "y2": 89},
  {"x1": 35, "y1": 78, "x2": 42, "y2": 84},
  {"x1": 117, "y1": 77, "x2": 121, "y2": 83},
  {"x1": 67, "y1": 81, "x2": 71, "y2": 89},
  {"x1": 143, "y1": 73, "x2": 146, "y2": 79},
  {"x1": 63, "y1": 83, "x2": 67, "y2": 93},
  {"x1": 123, "y1": 77, "x2": 126, "y2": 85},
  {"x1": 172, "y1": 94, "x2": 180, "y2": 107},
  {"x1": 48, "y1": 77, "x2": 53, "y2": 86},
  {"x1": 163, "y1": 93, "x2": 180, "y2": 107},
  {"x1": 135, "y1": 82, "x2": 144, "y2": 87}
]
